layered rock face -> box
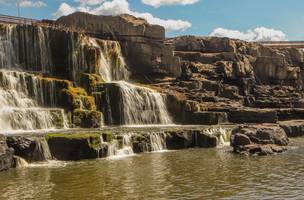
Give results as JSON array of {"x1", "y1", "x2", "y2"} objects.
[
  {"x1": 56, "y1": 12, "x2": 181, "y2": 78},
  {"x1": 159, "y1": 36, "x2": 304, "y2": 124}
]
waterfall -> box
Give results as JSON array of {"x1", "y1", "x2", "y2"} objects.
[
  {"x1": 0, "y1": 24, "x2": 53, "y2": 72},
  {"x1": 32, "y1": 138, "x2": 52, "y2": 161},
  {"x1": 70, "y1": 36, "x2": 130, "y2": 82},
  {"x1": 103, "y1": 81, "x2": 173, "y2": 125},
  {"x1": 119, "y1": 82, "x2": 172, "y2": 125},
  {"x1": 89, "y1": 38, "x2": 129, "y2": 82},
  {"x1": 203, "y1": 127, "x2": 232, "y2": 146},
  {"x1": 150, "y1": 132, "x2": 167, "y2": 151},
  {"x1": 0, "y1": 70, "x2": 67, "y2": 132},
  {"x1": 105, "y1": 133, "x2": 135, "y2": 158},
  {"x1": 14, "y1": 156, "x2": 29, "y2": 168}
]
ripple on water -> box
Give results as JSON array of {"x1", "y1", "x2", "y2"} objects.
[{"x1": 1, "y1": 139, "x2": 304, "y2": 199}]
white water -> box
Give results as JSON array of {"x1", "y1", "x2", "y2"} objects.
[
  {"x1": 33, "y1": 137, "x2": 52, "y2": 161},
  {"x1": 0, "y1": 24, "x2": 53, "y2": 72},
  {"x1": 105, "y1": 133, "x2": 135, "y2": 159},
  {"x1": 14, "y1": 156, "x2": 29, "y2": 168},
  {"x1": 0, "y1": 70, "x2": 67, "y2": 132},
  {"x1": 111, "y1": 81, "x2": 173, "y2": 125},
  {"x1": 203, "y1": 127, "x2": 232, "y2": 146},
  {"x1": 150, "y1": 132, "x2": 168, "y2": 151},
  {"x1": 0, "y1": 23, "x2": 172, "y2": 130}
]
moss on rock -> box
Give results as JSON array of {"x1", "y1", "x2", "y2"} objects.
[{"x1": 72, "y1": 109, "x2": 102, "y2": 128}]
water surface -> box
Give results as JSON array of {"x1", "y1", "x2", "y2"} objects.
[{"x1": 1, "y1": 139, "x2": 304, "y2": 200}]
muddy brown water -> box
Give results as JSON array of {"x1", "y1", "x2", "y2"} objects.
[{"x1": 1, "y1": 138, "x2": 304, "y2": 200}]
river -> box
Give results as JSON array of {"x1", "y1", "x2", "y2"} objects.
[{"x1": 1, "y1": 138, "x2": 304, "y2": 200}]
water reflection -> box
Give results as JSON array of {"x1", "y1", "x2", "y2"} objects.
[{"x1": 1, "y1": 139, "x2": 304, "y2": 200}]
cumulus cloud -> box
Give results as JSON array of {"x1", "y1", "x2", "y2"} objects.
[
  {"x1": 54, "y1": 0, "x2": 191, "y2": 32},
  {"x1": 74, "y1": 0, "x2": 105, "y2": 6},
  {"x1": 209, "y1": 27, "x2": 288, "y2": 41},
  {"x1": 18, "y1": 0, "x2": 47, "y2": 8},
  {"x1": 53, "y1": 3, "x2": 76, "y2": 18},
  {"x1": 141, "y1": 0, "x2": 199, "y2": 8}
]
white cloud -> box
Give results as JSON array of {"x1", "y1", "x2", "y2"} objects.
[
  {"x1": 74, "y1": 0, "x2": 105, "y2": 6},
  {"x1": 18, "y1": 0, "x2": 47, "y2": 8},
  {"x1": 54, "y1": 0, "x2": 191, "y2": 32},
  {"x1": 141, "y1": 0, "x2": 199, "y2": 8},
  {"x1": 53, "y1": 3, "x2": 76, "y2": 18},
  {"x1": 209, "y1": 27, "x2": 288, "y2": 41}
]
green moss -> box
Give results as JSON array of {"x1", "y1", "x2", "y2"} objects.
[
  {"x1": 45, "y1": 132, "x2": 102, "y2": 150},
  {"x1": 72, "y1": 109, "x2": 102, "y2": 128},
  {"x1": 45, "y1": 132, "x2": 101, "y2": 140},
  {"x1": 69, "y1": 87, "x2": 87, "y2": 96}
]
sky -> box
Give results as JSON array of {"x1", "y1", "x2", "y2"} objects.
[{"x1": 0, "y1": 0, "x2": 303, "y2": 41}]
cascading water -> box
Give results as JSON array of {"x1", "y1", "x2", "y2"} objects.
[
  {"x1": 203, "y1": 127, "x2": 232, "y2": 146},
  {"x1": 150, "y1": 132, "x2": 167, "y2": 151},
  {"x1": 0, "y1": 22, "x2": 173, "y2": 132},
  {"x1": 105, "y1": 133, "x2": 135, "y2": 158},
  {"x1": 115, "y1": 82, "x2": 172, "y2": 125},
  {"x1": 0, "y1": 70, "x2": 67, "y2": 132},
  {"x1": 89, "y1": 35, "x2": 173, "y2": 125},
  {"x1": 0, "y1": 24, "x2": 53, "y2": 72}
]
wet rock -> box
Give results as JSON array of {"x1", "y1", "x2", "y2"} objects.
[
  {"x1": 196, "y1": 131, "x2": 218, "y2": 148},
  {"x1": 231, "y1": 125, "x2": 289, "y2": 155},
  {"x1": 46, "y1": 133, "x2": 102, "y2": 161},
  {"x1": 0, "y1": 135, "x2": 14, "y2": 171},
  {"x1": 6, "y1": 136, "x2": 51, "y2": 162},
  {"x1": 280, "y1": 120, "x2": 304, "y2": 137},
  {"x1": 165, "y1": 131, "x2": 194, "y2": 149}
]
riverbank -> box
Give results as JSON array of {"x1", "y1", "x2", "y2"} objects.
[{"x1": 1, "y1": 120, "x2": 304, "y2": 171}]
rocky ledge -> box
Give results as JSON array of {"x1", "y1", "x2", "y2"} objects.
[
  {"x1": 3, "y1": 126, "x2": 232, "y2": 164},
  {"x1": 231, "y1": 125, "x2": 289, "y2": 155}
]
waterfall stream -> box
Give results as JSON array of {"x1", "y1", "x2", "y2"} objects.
[
  {"x1": 0, "y1": 23, "x2": 173, "y2": 132},
  {"x1": 0, "y1": 70, "x2": 67, "y2": 132}
]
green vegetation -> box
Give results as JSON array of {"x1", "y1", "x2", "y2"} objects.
[{"x1": 45, "y1": 132, "x2": 102, "y2": 150}]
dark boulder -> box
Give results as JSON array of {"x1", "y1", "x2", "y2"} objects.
[
  {"x1": 231, "y1": 125, "x2": 289, "y2": 155},
  {"x1": 166, "y1": 131, "x2": 194, "y2": 149},
  {"x1": 46, "y1": 133, "x2": 102, "y2": 161}
]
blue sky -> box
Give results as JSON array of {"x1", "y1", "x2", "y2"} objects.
[{"x1": 0, "y1": 0, "x2": 303, "y2": 41}]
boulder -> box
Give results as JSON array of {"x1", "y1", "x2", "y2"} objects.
[
  {"x1": 280, "y1": 120, "x2": 304, "y2": 137},
  {"x1": 0, "y1": 135, "x2": 14, "y2": 171},
  {"x1": 231, "y1": 125, "x2": 289, "y2": 155},
  {"x1": 165, "y1": 131, "x2": 194, "y2": 149}
]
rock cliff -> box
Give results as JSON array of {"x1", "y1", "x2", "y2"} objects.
[
  {"x1": 156, "y1": 36, "x2": 304, "y2": 124},
  {"x1": 56, "y1": 12, "x2": 181, "y2": 78}
]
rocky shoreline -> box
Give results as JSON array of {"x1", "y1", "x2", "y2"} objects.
[{"x1": 1, "y1": 120, "x2": 304, "y2": 170}]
